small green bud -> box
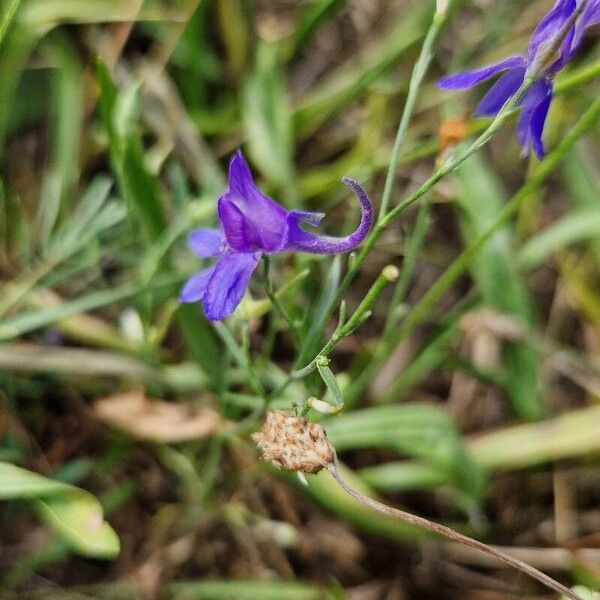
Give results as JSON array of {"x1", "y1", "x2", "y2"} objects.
[{"x1": 382, "y1": 264, "x2": 400, "y2": 282}]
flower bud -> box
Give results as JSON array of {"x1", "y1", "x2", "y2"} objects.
[
  {"x1": 382, "y1": 265, "x2": 400, "y2": 282},
  {"x1": 308, "y1": 397, "x2": 345, "y2": 415}
]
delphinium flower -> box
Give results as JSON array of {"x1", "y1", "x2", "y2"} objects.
[
  {"x1": 437, "y1": 0, "x2": 600, "y2": 158},
  {"x1": 180, "y1": 150, "x2": 373, "y2": 321}
]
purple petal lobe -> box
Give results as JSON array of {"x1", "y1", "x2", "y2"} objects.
[
  {"x1": 179, "y1": 265, "x2": 217, "y2": 303},
  {"x1": 219, "y1": 150, "x2": 288, "y2": 253},
  {"x1": 571, "y1": 0, "x2": 600, "y2": 57},
  {"x1": 527, "y1": 0, "x2": 576, "y2": 66},
  {"x1": 188, "y1": 228, "x2": 222, "y2": 258},
  {"x1": 437, "y1": 56, "x2": 525, "y2": 90},
  {"x1": 285, "y1": 178, "x2": 373, "y2": 254},
  {"x1": 202, "y1": 252, "x2": 260, "y2": 321},
  {"x1": 474, "y1": 67, "x2": 526, "y2": 117},
  {"x1": 529, "y1": 88, "x2": 553, "y2": 159},
  {"x1": 516, "y1": 79, "x2": 553, "y2": 158},
  {"x1": 582, "y1": 0, "x2": 600, "y2": 27},
  {"x1": 218, "y1": 197, "x2": 254, "y2": 253}
]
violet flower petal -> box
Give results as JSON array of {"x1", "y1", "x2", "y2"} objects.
[
  {"x1": 581, "y1": 0, "x2": 600, "y2": 27},
  {"x1": 529, "y1": 86, "x2": 553, "y2": 159},
  {"x1": 219, "y1": 150, "x2": 288, "y2": 253},
  {"x1": 571, "y1": 0, "x2": 600, "y2": 56},
  {"x1": 179, "y1": 265, "x2": 217, "y2": 303},
  {"x1": 218, "y1": 197, "x2": 254, "y2": 253},
  {"x1": 188, "y1": 228, "x2": 223, "y2": 258},
  {"x1": 203, "y1": 252, "x2": 261, "y2": 321},
  {"x1": 527, "y1": 0, "x2": 576, "y2": 66},
  {"x1": 284, "y1": 177, "x2": 373, "y2": 254},
  {"x1": 437, "y1": 56, "x2": 525, "y2": 90},
  {"x1": 473, "y1": 67, "x2": 526, "y2": 117},
  {"x1": 516, "y1": 79, "x2": 553, "y2": 158}
]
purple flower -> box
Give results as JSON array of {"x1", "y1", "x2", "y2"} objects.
[
  {"x1": 180, "y1": 150, "x2": 373, "y2": 321},
  {"x1": 437, "y1": 0, "x2": 600, "y2": 158}
]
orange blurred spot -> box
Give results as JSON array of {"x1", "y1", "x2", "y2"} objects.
[{"x1": 439, "y1": 118, "x2": 468, "y2": 152}]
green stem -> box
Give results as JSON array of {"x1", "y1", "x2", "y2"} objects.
[
  {"x1": 393, "y1": 94, "x2": 600, "y2": 350},
  {"x1": 292, "y1": 265, "x2": 399, "y2": 379},
  {"x1": 555, "y1": 59, "x2": 600, "y2": 95},
  {"x1": 292, "y1": 80, "x2": 533, "y2": 377},
  {"x1": 378, "y1": 9, "x2": 448, "y2": 221},
  {"x1": 260, "y1": 256, "x2": 299, "y2": 344},
  {"x1": 214, "y1": 322, "x2": 266, "y2": 401},
  {"x1": 0, "y1": 0, "x2": 21, "y2": 46},
  {"x1": 382, "y1": 195, "x2": 432, "y2": 340}
]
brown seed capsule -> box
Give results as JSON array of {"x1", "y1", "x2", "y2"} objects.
[{"x1": 252, "y1": 410, "x2": 335, "y2": 474}]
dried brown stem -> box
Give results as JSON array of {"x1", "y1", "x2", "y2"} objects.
[{"x1": 327, "y1": 463, "x2": 583, "y2": 600}]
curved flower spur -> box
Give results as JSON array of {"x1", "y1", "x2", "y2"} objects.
[
  {"x1": 437, "y1": 0, "x2": 600, "y2": 158},
  {"x1": 179, "y1": 150, "x2": 373, "y2": 321}
]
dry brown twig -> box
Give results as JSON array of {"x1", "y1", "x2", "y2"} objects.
[{"x1": 253, "y1": 410, "x2": 586, "y2": 600}]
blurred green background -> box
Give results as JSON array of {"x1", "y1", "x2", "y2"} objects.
[{"x1": 1, "y1": 0, "x2": 600, "y2": 598}]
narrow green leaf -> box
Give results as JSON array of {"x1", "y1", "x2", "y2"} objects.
[
  {"x1": 298, "y1": 256, "x2": 341, "y2": 366},
  {"x1": 0, "y1": 21, "x2": 35, "y2": 149},
  {"x1": 35, "y1": 495, "x2": 120, "y2": 559},
  {"x1": 359, "y1": 461, "x2": 450, "y2": 492},
  {"x1": 20, "y1": 0, "x2": 176, "y2": 34},
  {"x1": 316, "y1": 360, "x2": 343, "y2": 406},
  {"x1": 294, "y1": 6, "x2": 428, "y2": 136},
  {"x1": 325, "y1": 405, "x2": 486, "y2": 498},
  {"x1": 170, "y1": 579, "x2": 336, "y2": 600},
  {"x1": 561, "y1": 145, "x2": 600, "y2": 265},
  {"x1": 0, "y1": 462, "x2": 119, "y2": 559},
  {"x1": 455, "y1": 152, "x2": 543, "y2": 421},
  {"x1": 292, "y1": 0, "x2": 345, "y2": 58},
  {"x1": 518, "y1": 210, "x2": 600, "y2": 269},
  {"x1": 216, "y1": 0, "x2": 249, "y2": 81},
  {"x1": 243, "y1": 42, "x2": 295, "y2": 192},
  {"x1": 176, "y1": 304, "x2": 223, "y2": 388},
  {"x1": 0, "y1": 275, "x2": 181, "y2": 341},
  {"x1": 0, "y1": 463, "x2": 65, "y2": 499},
  {"x1": 37, "y1": 33, "x2": 84, "y2": 248},
  {"x1": 96, "y1": 60, "x2": 166, "y2": 242}
]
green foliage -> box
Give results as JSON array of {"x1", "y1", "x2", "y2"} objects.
[
  {"x1": 0, "y1": 462, "x2": 119, "y2": 559},
  {"x1": 325, "y1": 404, "x2": 486, "y2": 499},
  {"x1": 243, "y1": 41, "x2": 296, "y2": 195},
  {"x1": 455, "y1": 152, "x2": 544, "y2": 420},
  {"x1": 97, "y1": 60, "x2": 166, "y2": 243},
  {"x1": 2, "y1": 0, "x2": 600, "y2": 596},
  {"x1": 170, "y1": 579, "x2": 338, "y2": 600}
]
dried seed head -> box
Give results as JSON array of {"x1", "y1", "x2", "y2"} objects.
[{"x1": 252, "y1": 410, "x2": 335, "y2": 474}]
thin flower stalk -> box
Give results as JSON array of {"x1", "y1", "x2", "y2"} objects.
[
  {"x1": 293, "y1": 78, "x2": 534, "y2": 372},
  {"x1": 391, "y1": 93, "x2": 600, "y2": 360},
  {"x1": 290, "y1": 264, "x2": 399, "y2": 380},
  {"x1": 260, "y1": 255, "x2": 299, "y2": 344},
  {"x1": 378, "y1": 7, "x2": 451, "y2": 220},
  {"x1": 327, "y1": 463, "x2": 584, "y2": 600}
]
